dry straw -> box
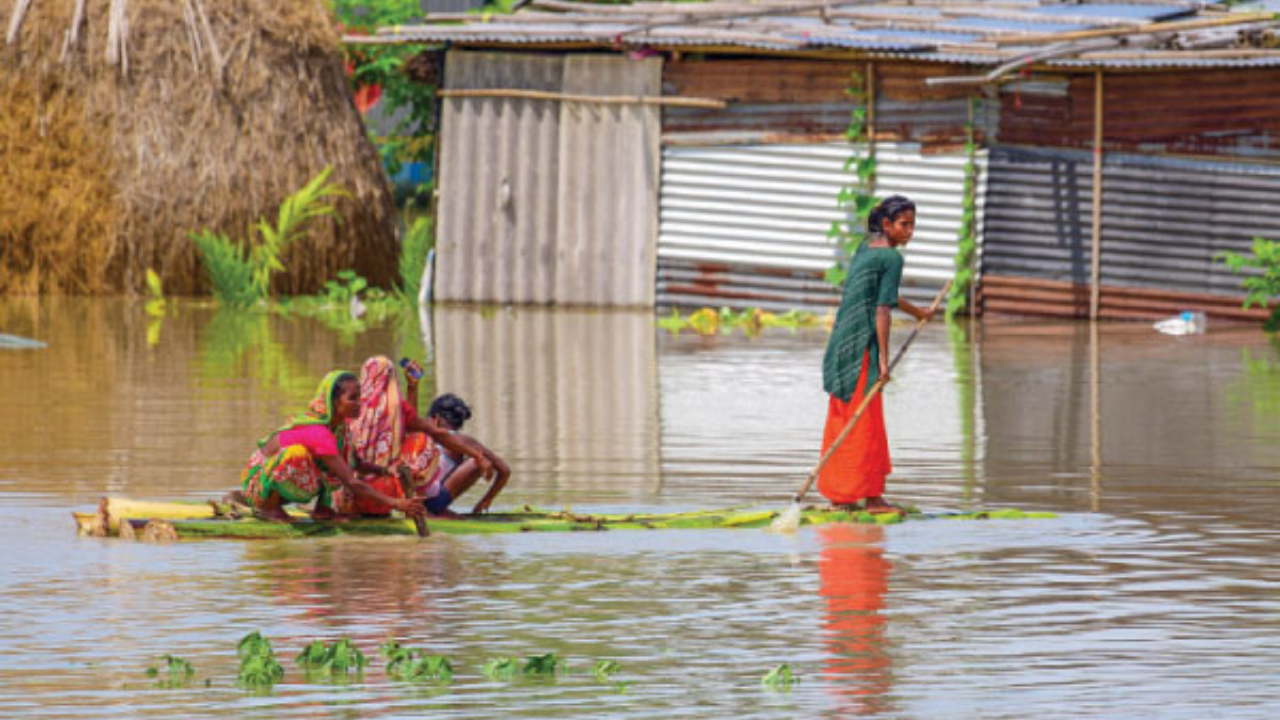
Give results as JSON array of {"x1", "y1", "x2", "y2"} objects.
[{"x1": 0, "y1": 0, "x2": 399, "y2": 295}]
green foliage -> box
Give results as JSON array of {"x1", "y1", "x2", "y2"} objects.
[
  {"x1": 481, "y1": 657, "x2": 519, "y2": 680},
  {"x1": 947, "y1": 103, "x2": 980, "y2": 321},
  {"x1": 380, "y1": 639, "x2": 453, "y2": 683},
  {"x1": 333, "y1": 0, "x2": 437, "y2": 207},
  {"x1": 522, "y1": 652, "x2": 562, "y2": 676},
  {"x1": 146, "y1": 654, "x2": 195, "y2": 689},
  {"x1": 236, "y1": 631, "x2": 284, "y2": 691},
  {"x1": 761, "y1": 663, "x2": 797, "y2": 691},
  {"x1": 657, "y1": 307, "x2": 825, "y2": 337},
  {"x1": 144, "y1": 268, "x2": 166, "y2": 317},
  {"x1": 399, "y1": 216, "x2": 434, "y2": 301},
  {"x1": 827, "y1": 70, "x2": 878, "y2": 288},
  {"x1": 191, "y1": 167, "x2": 346, "y2": 307},
  {"x1": 1218, "y1": 237, "x2": 1280, "y2": 331},
  {"x1": 191, "y1": 230, "x2": 258, "y2": 307},
  {"x1": 295, "y1": 637, "x2": 367, "y2": 679},
  {"x1": 592, "y1": 659, "x2": 621, "y2": 682}
]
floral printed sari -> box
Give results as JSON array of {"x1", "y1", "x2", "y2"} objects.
[
  {"x1": 341, "y1": 356, "x2": 441, "y2": 515},
  {"x1": 241, "y1": 370, "x2": 352, "y2": 509}
]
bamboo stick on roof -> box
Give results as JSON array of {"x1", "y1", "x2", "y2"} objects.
[{"x1": 993, "y1": 11, "x2": 1276, "y2": 47}]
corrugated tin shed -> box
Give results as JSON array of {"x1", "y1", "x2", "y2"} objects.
[{"x1": 351, "y1": 0, "x2": 1280, "y2": 70}]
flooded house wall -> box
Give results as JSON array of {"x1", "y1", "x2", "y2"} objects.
[
  {"x1": 657, "y1": 59, "x2": 989, "y2": 311},
  {"x1": 435, "y1": 51, "x2": 660, "y2": 306},
  {"x1": 982, "y1": 70, "x2": 1280, "y2": 321}
]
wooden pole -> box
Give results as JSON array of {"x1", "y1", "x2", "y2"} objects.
[
  {"x1": 437, "y1": 88, "x2": 726, "y2": 109},
  {"x1": 1089, "y1": 70, "x2": 1104, "y2": 321}
]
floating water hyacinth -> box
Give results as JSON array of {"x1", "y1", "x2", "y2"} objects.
[
  {"x1": 657, "y1": 307, "x2": 827, "y2": 337},
  {"x1": 762, "y1": 664, "x2": 797, "y2": 691},
  {"x1": 146, "y1": 654, "x2": 195, "y2": 689},
  {"x1": 295, "y1": 638, "x2": 367, "y2": 679},
  {"x1": 381, "y1": 639, "x2": 453, "y2": 684},
  {"x1": 237, "y1": 631, "x2": 284, "y2": 691}
]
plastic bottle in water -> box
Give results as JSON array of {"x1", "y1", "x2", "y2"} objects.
[{"x1": 1153, "y1": 310, "x2": 1207, "y2": 336}]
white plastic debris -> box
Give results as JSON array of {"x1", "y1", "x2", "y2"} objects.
[{"x1": 1154, "y1": 310, "x2": 1207, "y2": 336}]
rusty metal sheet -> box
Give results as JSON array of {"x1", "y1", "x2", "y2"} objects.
[
  {"x1": 982, "y1": 145, "x2": 1280, "y2": 316},
  {"x1": 998, "y1": 70, "x2": 1280, "y2": 160}
]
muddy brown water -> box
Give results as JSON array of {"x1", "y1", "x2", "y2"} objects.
[{"x1": 2, "y1": 297, "x2": 1279, "y2": 719}]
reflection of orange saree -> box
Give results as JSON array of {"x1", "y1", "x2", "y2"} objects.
[
  {"x1": 818, "y1": 350, "x2": 891, "y2": 505},
  {"x1": 819, "y1": 523, "x2": 892, "y2": 716}
]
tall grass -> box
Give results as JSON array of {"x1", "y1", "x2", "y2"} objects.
[{"x1": 191, "y1": 167, "x2": 346, "y2": 307}]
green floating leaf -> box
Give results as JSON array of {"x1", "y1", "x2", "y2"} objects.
[
  {"x1": 593, "y1": 659, "x2": 621, "y2": 682},
  {"x1": 522, "y1": 652, "x2": 561, "y2": 676},
  {"x1": 237, "y1": 631, "x2": 284, "y2": 691},
  {"x1": 482, "y1": 657, "x2": 519, "y2": 680},
  {"x1": 762, "y1": 663, "x2": 797, "y2": 691}
]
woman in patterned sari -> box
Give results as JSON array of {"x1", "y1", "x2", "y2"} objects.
[
  {"x1": 342, "y1": 356, "x2": 492, "y2": 517},
  {"x1": 239, "y1": 370, "x2": 427, "y2": 523}
]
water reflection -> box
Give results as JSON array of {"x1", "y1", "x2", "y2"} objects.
[
  {"x1": 818, "y1": 523, "x2": 893, "y2": 718},
  {"x1": 433, "y1": 307, "x2": 660, "y2": 503}
]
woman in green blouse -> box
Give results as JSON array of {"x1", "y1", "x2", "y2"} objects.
[{"x1": 818, "y1": 196, "x2": 933, "y2": 513}]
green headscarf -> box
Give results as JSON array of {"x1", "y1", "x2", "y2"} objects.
[{"x1": 258, "y1": 370, "x2": 355, "y2": 450}]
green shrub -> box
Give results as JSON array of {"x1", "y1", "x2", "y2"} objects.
[{"x1": 1220, "y1": 238, "x2": 1280, "y2": 331}]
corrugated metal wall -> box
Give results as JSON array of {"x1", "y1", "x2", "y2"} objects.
[
  {"x1": 656, "y1": 142, "x2": 985, "y2": 310},
  {"x1": 436, "y1": 51, "x2": 660, "y2": 306},
  {"x1": 982, "y1": 145, "x2": 1280, "y2": 319}
]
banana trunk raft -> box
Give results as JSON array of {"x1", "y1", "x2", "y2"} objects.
[{"x1": 73, "y1": 497, "x2": 1056, "y2": 540}]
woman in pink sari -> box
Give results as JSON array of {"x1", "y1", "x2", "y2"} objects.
[{"x1": 342, "y1": 356, "x2": 492, "y2": 517}]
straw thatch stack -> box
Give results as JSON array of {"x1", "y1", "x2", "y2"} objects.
[{"x1": 0, "y1": 0, "x2": 399, "y2": 295}]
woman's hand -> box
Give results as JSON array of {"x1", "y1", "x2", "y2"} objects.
[
  {"x1": 394, "y1": 497, "x2": 426, "y2": 518},
  {"x1": 879, "y1": 358, "x2": 891, "y2": 384}
]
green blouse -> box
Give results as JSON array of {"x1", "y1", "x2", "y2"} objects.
[{"x1": 822, "y1": 245, "x2": 905, "y2": 401}]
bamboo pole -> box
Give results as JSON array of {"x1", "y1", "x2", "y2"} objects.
[
  {"x1": 1089, "y1": 70, "x2": 1104, "y2": 321},
  {"x1": 993, "y1": 11, "x2": 1276, "y2": 47},
  {"x1": 437, "y1": 88, "x2": 727, "y2": 109}
]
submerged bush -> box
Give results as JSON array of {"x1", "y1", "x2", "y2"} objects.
[
  {"x1": 192, "y1": 167, "x2": 346, "y2": 307},
  {"x1": 1220, "y1": 237, "x2": 1280, "y2": 331}
]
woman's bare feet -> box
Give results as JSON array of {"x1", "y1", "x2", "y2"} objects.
[
  {"x1": 257, "y1": 506, "x2": 295, "y2": 524},
  {"x1": 310, "y1": 505, "x2": 339, "y2": 522},
  {"x1": 863, "y1": 497, "x2": 904, "y2": 515}
]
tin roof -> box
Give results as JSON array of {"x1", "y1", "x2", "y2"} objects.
[{"x1": 349, "y1": 0, "x2": 1280, "y2": 71}]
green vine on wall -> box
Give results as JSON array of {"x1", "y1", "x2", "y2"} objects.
[
  {"x1": 826, "y1": 68, "x2": 878, "y2": 288},
  {"x1": 946, "y1": 97, "x2": 979, "y2": 320}
]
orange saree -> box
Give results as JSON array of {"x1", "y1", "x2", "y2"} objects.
[{"x1": 817, "y1": 350, "x2": 890, "y2": 505}]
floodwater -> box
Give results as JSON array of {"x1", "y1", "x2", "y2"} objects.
[{"x1": 2, "y1": 297, "x2": 1280, "y2": 719}]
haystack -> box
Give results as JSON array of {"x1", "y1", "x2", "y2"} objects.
[{"x1": 0, "y1": 0, "x2": 399, "y2": 295}]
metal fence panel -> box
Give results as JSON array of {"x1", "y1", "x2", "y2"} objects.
[
  {"x1": 983, "y1": 146, "x2": 1280, "y2": 299},
  {"x1": 436, "y1": 51, "x2": 660, "y2": 306},
  {"x1": 657, "y1": 142, "x2": 985, "y2": 309}
]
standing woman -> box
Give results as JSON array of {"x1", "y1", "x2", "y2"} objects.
[
  {"x1": 239, "y1": 371, "x2": 426, "y2": 523},
  {"x1": 819, "y1": 196, "x2": 933, "y2": 513}
]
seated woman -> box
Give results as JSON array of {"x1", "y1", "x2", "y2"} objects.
[
  {"x1": 422, "y1": 393, "x2": 511, "y2": 516},
  {"x1": 239, "y1": 370, "x2": 425, "y2": 524},
  {"x1": 344, "y1": 356, "x2": 494, "y2": 517}
]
